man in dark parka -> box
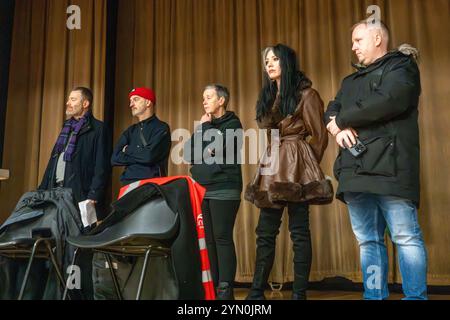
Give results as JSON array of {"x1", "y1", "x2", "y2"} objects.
[{"x1": 324, "y1": 21, "x2": 427, "y2": 300}]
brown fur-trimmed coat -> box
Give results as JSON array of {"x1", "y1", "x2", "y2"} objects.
[{"x1": 245, "y1": 87, "x2": 333, "y2": 209}]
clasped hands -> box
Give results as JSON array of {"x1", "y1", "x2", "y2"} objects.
[{"x1": 327, "y1": 116, "x2": 358, "y2": 149}]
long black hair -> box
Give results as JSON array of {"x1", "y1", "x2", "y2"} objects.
[{"x1": 256, "y1": 44, "x2": 312, "y2": 121}]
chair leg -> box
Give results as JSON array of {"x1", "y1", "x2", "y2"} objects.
[
  {"x1": 18, "y1": 238, "x2": 45, "y2": 300},
  {"x1": 136, "y1": 247, "x2": 152, "y2": 300},
  {"x1": 104, "y1": 253, "x2": 123, "y2": 300},
  {"x1": 45, "y1": 241, "x2": 67, "y2": 298},
  {"x1": 62, "y1": 247, "x2": 80, "y2": 300}
]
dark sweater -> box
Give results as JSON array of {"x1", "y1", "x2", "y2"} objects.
[
  {"x1": 111, "y1": 114, "x2": 171, "y2": 183},
  {"x1": 185, "y1": 111, "x2": 243, "y2": 192}
]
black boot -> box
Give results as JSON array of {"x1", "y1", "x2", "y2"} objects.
[
  {"x1": 291, "y1": 269, "x2": 309, "y2": 300},
  {"x1": 245, "y1": 247, "x2": 274, "y2": 300},
  {"x1": 216, "y1": 282, "x2": 234, "y2": 300},
  {"x1": 245, "y1": 265, "x2": 268, "y2": 300},
  {"x1": 288, "y1": 203, "x2": 312, "y2": 301},
  {"x1": 246, "y1": 208, "x2": 282, "y2": 300},
  {"x1": 246, "y1": 290, "x2": 266, "y2": 300},
  {"x1": 292, "y1": 292, "x2": 307, "y2": 300}
]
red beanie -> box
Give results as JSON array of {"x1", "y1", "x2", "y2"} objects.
[{"x1": 129, "y1": 87, "x2": 156, "y2": 104}]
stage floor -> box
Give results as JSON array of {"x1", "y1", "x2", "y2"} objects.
[{"x1": 234, "y1": 288, "x2": 450, "y2": 300}]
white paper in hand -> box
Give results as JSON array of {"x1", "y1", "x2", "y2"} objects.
[{"x1": 78, "y1": 200, "x2": 98, "y2": 227}]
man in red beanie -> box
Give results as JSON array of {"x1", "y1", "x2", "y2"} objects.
[
  {"x1": 111, "y1": 87, "x2": 171, "y2": 184},
  {"x1": 94, "y1": 87, "x2": 171, "y2": 299}
]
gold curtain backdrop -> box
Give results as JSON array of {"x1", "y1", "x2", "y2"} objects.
[
  {"x1": 0, "y1": 0, "x2": 106, "y2": 221},
  {"x1": 1, "y1": 0, "x2": 449, "y2": 286}
]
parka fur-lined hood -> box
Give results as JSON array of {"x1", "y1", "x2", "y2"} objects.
[
  {"x1": 353, "y1": 44, "x2": 420, "y2": 70},
  {"x1": 397, "y1": 43, "x2": 420, "y2": 62}
]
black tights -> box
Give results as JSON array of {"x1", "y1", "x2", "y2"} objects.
[{"x1": 202, "y1": 199, "x2": 240, "y2": 286}]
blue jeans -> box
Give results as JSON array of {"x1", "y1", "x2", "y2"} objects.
[{"x1": 344, "y1": 192, "x2": 428, "y2": 300}]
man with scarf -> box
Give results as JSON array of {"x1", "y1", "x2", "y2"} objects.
[
  {"x1": 39, "y1": 87, "x2": 110, "y2": 220},
  {"x1": 33, "y1": 87, "x2": 109, "y2": 299}
]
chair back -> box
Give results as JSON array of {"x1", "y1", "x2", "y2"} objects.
[{"x1": 67, "y1": 197, "x2": 178, "y2": 249}]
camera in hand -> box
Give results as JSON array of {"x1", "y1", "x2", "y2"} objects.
[{"x1": 345, "y1": 137, "x2": 367, "y2": 158}]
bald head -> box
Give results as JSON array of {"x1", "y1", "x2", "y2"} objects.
[{"x1": 351, "y1": 20, "x2": 390, "y2": 66}]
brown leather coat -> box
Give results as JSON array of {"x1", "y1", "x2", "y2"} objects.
[{"x1": 245, "y1": 88, "x2": 333, "y2": 208}]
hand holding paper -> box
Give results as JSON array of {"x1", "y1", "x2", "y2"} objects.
[{"x1": 78, "y1": 199, "x2": 98, "y2": 228}]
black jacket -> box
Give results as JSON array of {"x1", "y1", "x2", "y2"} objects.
[
  {"x1": 90, "y1": 179, "x2": 205, "y2": 299},
  {"x1": 39, "y1": 112, "x2": 111, "y2": 214},
  {"x1": 111, "y1": 115, "x2": 171, "y2": 183},
  {"x1": 185, "y1": 111, "x2": 243, "y2": 192},
  {"x1": 0, "y1": 189, "x2": 84, "y2": 299},
  {"x1": 324, "y1": 46, "x2": 421, "y2": 206}
]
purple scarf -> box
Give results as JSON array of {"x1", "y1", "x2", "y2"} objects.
[{"x1": 54, "y1": 112, "x2": 90, "y2": 162}]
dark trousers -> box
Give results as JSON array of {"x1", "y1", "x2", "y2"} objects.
[
  {"x1": 253, "y1": 202, "x2": 311, "y2": 296},
  {"x1": 202, "y1": 199, "x2": 241, "y2": 287}
]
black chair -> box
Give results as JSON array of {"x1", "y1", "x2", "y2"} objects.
[
  {"x1": 63, "y1": 197, "x2": 179, "y2": 300},
  {"x1": 0, "y1": 228, "x2": 67, "y2": 300}
]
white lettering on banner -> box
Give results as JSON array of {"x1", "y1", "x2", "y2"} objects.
[{"x1": 196, "y1": 213, "x2": 204, "y2": 229}]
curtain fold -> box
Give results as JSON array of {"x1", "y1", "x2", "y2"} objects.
[{"x1": 0, "y1": 0, "x2": 107, "y2": 222}]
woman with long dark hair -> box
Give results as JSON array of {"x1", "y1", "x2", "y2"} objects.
[{"x1": 245, "y1": 44, "x2": 333, "y2": 300}]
